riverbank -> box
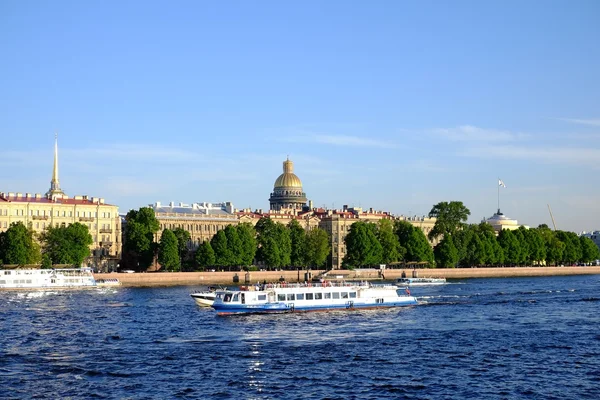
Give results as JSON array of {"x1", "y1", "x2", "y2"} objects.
[{"x1": 94, "y1": 266, "x2": 600, "y2": 287}]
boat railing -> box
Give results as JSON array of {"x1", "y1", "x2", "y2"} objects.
[{"x1": 240, "y1": 281, "x2": 372, "y2": 291}]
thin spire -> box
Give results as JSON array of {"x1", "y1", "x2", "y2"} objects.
[
  {"x1": 46, "y1": 133, "x2": 65, "y2": 198},
  {"x1": 52, "y1": 133, "x2": 59, "y2": 186}
]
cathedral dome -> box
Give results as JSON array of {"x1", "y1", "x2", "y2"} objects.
[{"x1": 273, "y1": 159, "x2": 303, "y2": 188}]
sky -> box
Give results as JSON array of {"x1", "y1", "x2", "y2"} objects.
[{"x1": 1, "y1": 1, "x2": 599, "y2": 233}]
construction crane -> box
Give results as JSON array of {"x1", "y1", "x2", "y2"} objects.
[{"x1": 547, "y1": 204, "x2": 557, "y2": 231}]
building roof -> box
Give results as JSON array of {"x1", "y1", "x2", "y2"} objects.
[
  {"x1": 0, "y1": 193, "x2": 114, "y2": 206},
  {"x1": 273, "y1": 158, "x2": 303, "y2": 188}
]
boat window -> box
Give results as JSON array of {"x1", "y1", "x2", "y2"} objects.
[
  {"x1": 232, "y1": 293, "x2": 239, "y2": 302},
  {"x1": 324, "y1": 292, "x2": 331, "y2": 299},
  {"x1": 257, "y1": 294, "x2": 266, "y2": 301},
  {"x1": 305, "y1": 293, "x2": 314, "y2": 300},
  {"x1": 286, "y1": 294, "x2": 295, "y2": 301},
  {"x1": 4, "y1": 271, "x2": 10, "y2": 275},
  {"x1": 277, "y1": 294, "x2": 286, "y2": 301},
  {"x1": 224, "y1": 293, "x2": 232, "y2": 302},
  {"x1": 341, "y1": 292, "x2": 349, "y2": 299},
  {"x1": 314, "y1": 293, "x2": 323, "y2": 300},
  {"x1": 349, "y1": 292, "x2": 357, "y2": 299},
  {"x1": 296, "y1": 293, "x2": 304, "y2": 300},
  {"x1": 332, "y1": 292, "x2": 340, "y2": 299}
]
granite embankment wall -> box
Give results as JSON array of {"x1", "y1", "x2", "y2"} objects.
[{"x1": 94, "y1": 266, "x2": 600, "y2": 287}]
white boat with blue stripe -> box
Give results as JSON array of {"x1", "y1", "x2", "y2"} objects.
[{"x1": 211, "y1": 281, "x2": 417, "y2": 315}]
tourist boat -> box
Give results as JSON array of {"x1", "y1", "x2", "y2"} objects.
[
  {"x1": 396, "y1": 277, "x2": 447, "y2": 286},
  {"x1": 0, "y1": 268, "x2": 97, "y2": 289},
  {"x1": 211, "y1": 281, "x2": 417, "y2": 315}
]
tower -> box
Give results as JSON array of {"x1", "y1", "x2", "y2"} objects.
[
  {"x1": 269, "y1": 157, "x2": 307, "y2": 212},
  {"x1": 46, "y1": 134, "x2": 67, "y2": 199}
]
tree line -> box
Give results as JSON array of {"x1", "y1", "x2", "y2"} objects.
[
  {"x1": 343, "y1": 201, "x2": 600, "y2": 268},
  {"x1": 122, "y1": 208, "x2": 330, "y2": 271},
  {"x1": 2, "y1": 202, "x2": 597, "y2": 271},
  {"x1": 0, "y1": 221, "x2": 93, "y2": 267}
]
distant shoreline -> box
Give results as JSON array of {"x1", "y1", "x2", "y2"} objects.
[{"x1": 94, "y1": 266, "x2": 600, "y2": 287}]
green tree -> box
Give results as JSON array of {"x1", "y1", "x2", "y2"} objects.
[
  {"x1": 288, "y1": 219, "x2": 307, "y2": 267},
  {"x1": 274, "y1": 223, "x2": 292, "y2": 267},
  {"x1": 556, "y1": 231, "x2": 582, "y2": 264},
  {"x1": 123, "y1": 207, "x2": 160, "y2": 270},
  {"x1": 580, "y1": 236, "x2": 600, "y2": 263},
  {"x1": 395, "y1": 221, "x2": 433, "y2": 264},
  {"x1": 305, "y1": 228, "x2": 330, "y2": 268},
  {"x1": 158, "y1": 229, "x2": 180, "y2": 271},
  {"x1": 343, "y1": 221, "x2": 383, "y2": 268},
  {"x1": 428, "y1": 201, "x2": 471, "y2": 241},
  {"x1": 195, "y1": 241, "x2": 215, "y2": 270},
  {"x1": 377, "y1": 219, "x2": 403, "y2": 264},
  {"x1": 513, "y1": 227, "x2": 531, "y2": 265},
  {"x1": 41, "y1": 222, "x2": 93, "y2": 266},
  {"x1": 41, "y1": 254, "x2": 53, "y2": 269},
  {"x1": 434, "y1": 235, "x2": 459, "y2": 268},
  {"x1": 255, "y1": 217, "x2": 291, "y2": 269},
  {"x1": 497, "y1": 229, "x2": 521, "y2": 265},
  {"x1": 172, "y1": 227, "x2": 191, "y2": 267},
  {"x1": 237, "y1": 223, "x2": 257, "y2": 266},
  {"x1": 211, "y1": 230, "x2": 231, "y2": 268},
  {"x1": 224, "y1": 225, "x2": 242, "y2": 266},
  {"x1": 0, "y1": 222, "x2": 42, "y2": 265},
  {"x1": 525, "y1": 228, "x2": 546, "y2": 265},
  {"x1": 464, "y1": 233, "x2": 486, "y2": 267}
]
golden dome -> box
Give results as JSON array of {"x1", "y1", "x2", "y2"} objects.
[{"x1": 274, "y1": 158, "x2": 303, "y2": 188}]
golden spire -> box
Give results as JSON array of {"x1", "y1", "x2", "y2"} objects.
[
  {"x1": 52, "y1": 133, "x2": 59, "y2": 187},
  {"x1": 46, "y1": 133, "x2": 65, "y2": 198}
]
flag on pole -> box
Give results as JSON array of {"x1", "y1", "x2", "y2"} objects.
[{"x1": 498, "y1": 179, "x2": 506, "y2": 188}]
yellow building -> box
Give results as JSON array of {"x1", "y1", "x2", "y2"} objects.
[
  {"x1": 0, "y1": 137, "x2": 121, "y2": 268},
  {"x1": 149, "y1": 201, "x2": 239, "y2": 249}
]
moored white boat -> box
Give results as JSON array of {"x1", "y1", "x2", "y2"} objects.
[
  {"x1": 396, "y1": 277, "x2": 447, "y2": 286},
  {"x1": 0, "y1": 268, "x2": 97, "y2": 289},
  {"x1": 211, "y1": 281, "x2": 417, "y2": 315},
  {"x1": 95, "y1": 278, "x2": 121, "y2": 287},
  {"x1": 190, "y1": 287, "x2": 225, "y2": 307}
]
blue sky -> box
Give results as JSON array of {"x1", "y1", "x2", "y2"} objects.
[{"x1": 1, "y1": 1, "x2": 599, "y2": 233}]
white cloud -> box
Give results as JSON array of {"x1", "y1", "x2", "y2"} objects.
[
  {"x1": 432, "y1": 125, "x2": 522, "y2": 142},
  {"x1": 278, "y1": 129, "x2": 397, "y2": 148},
  {"x1": 559, "y1": 118, "x2": 600, "y2": 127},
  {"x1": 461, "y1": 144, "x2": 600, "y2": 167}
]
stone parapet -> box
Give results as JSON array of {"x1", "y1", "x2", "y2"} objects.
[{"x1": 94, "y1": 267, "x2": 600, "y2": 287}]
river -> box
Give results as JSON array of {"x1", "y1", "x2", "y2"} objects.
[{"x1": 1, "y1": 275, "x2": 599, "y2": 399}]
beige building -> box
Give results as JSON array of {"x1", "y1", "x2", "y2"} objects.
[
  {"x1": 149, "y1": 201, "x2": 239, "y2": 249},
  {"x1": 0, "y1": 137, "x2": 121, "y2": 268},
  {"x1": 484, "y1": 208, "x2": 527, "y2": 232}
]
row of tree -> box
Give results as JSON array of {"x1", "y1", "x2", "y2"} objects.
[
  {"x1": 122, "y1": 208, "x2": 331, "y2": 271},
  {"x1": 342, "y1": 201, "x2": 600, "y2": 268},
  {"x1": 0, "y1": 221, "x2": 93, "y2": 267}
]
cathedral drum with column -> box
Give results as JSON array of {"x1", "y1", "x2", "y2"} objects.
[{"x1": 269, "y1": 158, "x2": 307, "y2": 211}]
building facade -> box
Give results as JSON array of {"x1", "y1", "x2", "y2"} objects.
[
  {"x1": 149, "y1": 201, "x2": 238, "y2": 249},
  {"x1": 0, "y1": 136, "x2": 121, "y2": 268}
]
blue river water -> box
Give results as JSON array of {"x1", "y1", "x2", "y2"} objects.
[{"x1": 1, "y1": 275, "x2": 599, "y2": 399}]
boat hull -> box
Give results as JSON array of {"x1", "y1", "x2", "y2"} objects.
[{"x1": 214, "y1": 299, "x2": 418, "y2": 315}]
